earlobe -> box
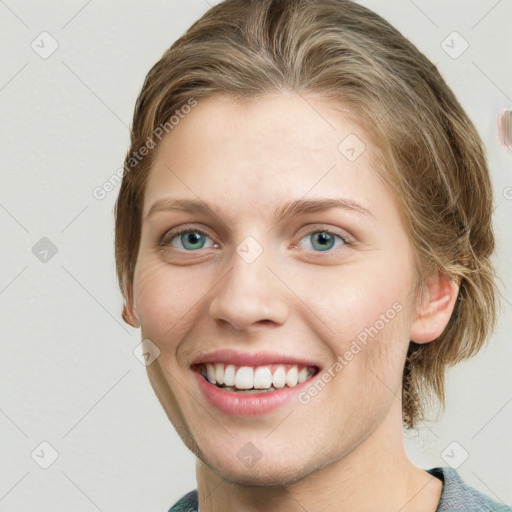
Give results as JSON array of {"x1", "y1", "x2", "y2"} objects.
[
  {"x1": 122, "y1": 302, "x2": 140, "y2": 328},
  {"x1": 409, "y1": 271, "x2": 460, "y2": 344},
  {"x1": 122, "y1": 283, "x2": 141, "y2": 328}
]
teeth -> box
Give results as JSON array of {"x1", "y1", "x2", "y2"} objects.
[
  {"x1": 254, "y1": 366, "x2": 273, "y2": 389},
  {"x1": 298, "y1": 367, "x2": 309, "y2": 384},
  {"x1": 223, "y1": 386, "x2": 276, "y2": 393},
  {"x1": 200, "y1": 362, "x2": 315, "y2": 391},
  {"x1": 214, "y1": 363, "x2": 225, "y2": 385},
  {"x1": 272, "y1": 365, "x2": 286, "y2": 389},
  {"x1": 234, "y1": 366, "x2": 253, "y2": 389},
  {"x1": 223, "y1": 364, "x2": 236, "y2": 386},
  {"x1": 286, "y1": 366, "x2": 298, "y2": 387},
  {"x1": 206, "y1": 363, "x2": 216, "y2": 384}
]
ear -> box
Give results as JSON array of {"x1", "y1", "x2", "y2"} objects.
[
  {"x1": 409, "y1": 271, "x2": 459, "y2": 344},
  {"x1": 122, "y1": 281, "x2": 141, "y2": 328}
]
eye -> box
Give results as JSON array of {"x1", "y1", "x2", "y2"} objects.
[
  {"x1": 161, "y1": 228, "x2": 217, "y2": 251},
  {"x1": 297, "y1": 229, "x2": 349, "y2": 252}
]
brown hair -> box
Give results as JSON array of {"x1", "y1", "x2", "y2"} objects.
[{"x1": 114, "y1": 0, "x2": 500, "y2": 429}]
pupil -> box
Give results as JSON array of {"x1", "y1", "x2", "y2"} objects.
[
  {"x1": 314, "y1": 232, "x2": 334, "y2": 251},
  {"x1": 183, "y1": 232, "x2": 204, "y2": 249}
]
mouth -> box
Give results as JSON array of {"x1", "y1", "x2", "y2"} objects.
[{"x1": 192, "y1": 362, "x2": 320, "y2": 393}]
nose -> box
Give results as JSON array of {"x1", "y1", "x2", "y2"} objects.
[{"x1": 208, "y1": 247, "x2": 289, "y2": 331}]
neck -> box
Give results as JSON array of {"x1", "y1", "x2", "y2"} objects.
[{"x1": 195, "y1": 401, "x2": 443, "y2": 512}]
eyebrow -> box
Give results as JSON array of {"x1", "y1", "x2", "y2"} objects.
[
  {"x1": 145, "y1": 197, "x2": 376, "y2": 222},
  {"x1": 277, "y1": 198, "x2": 376, "y2": 220}
]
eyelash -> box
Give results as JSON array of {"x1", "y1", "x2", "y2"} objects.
[
  {"x1": 159, "y1": 227, "x2": 219, "y2": 251},
  {"x1": 159, "y1": 225, "x2": 353, "y2": 254}
]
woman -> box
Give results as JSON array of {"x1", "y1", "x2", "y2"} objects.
[{"x1": 114, "y1": 0, "x2": 511, "y2": 510}]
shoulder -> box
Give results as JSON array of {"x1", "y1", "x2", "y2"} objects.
[
  {"x1": 167, "y1": 489, "x2": 198, "y2": 512},
  {"x1": 167, "y1": 471, "x2": 512, "y2": 512},
  {"x1": 427, "y1": 467, "x2": 512, "y2": 511}
]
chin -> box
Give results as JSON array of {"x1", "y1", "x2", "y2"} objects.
[{"x1": 199, "y1": 450, "x2": 316, "y2": 488}]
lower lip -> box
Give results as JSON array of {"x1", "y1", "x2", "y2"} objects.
[{"x1": 193, "y1": 370, "x2": 316, "y2": 416}]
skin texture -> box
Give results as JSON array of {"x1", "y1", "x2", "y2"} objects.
[{"x1": 123, "y1": 93, "x2": 459, "y2": 512}]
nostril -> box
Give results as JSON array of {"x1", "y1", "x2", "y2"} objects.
[{"x1": 257, "y1": 319, "x2": 276, "y2": 326}]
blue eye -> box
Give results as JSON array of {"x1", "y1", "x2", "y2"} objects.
[
  {"x1": 298, "y1": 231, "x2": 347, "y2": 252},
  {"x1": 165, "y1": 230, "x2": 215, "y2": 251},
  {"x1": 161, "y1": 228, "x2": 349, "y2": 253}
]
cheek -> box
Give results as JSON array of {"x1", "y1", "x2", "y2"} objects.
[
  {"x1": 133, "y1": 256, "x2": 206, "y2": 343},
  {"x1": 290, "y1": 258, "x2": 410, "y2": 342},
  {"x1": 291, "y1": 257, "x2": 412, "y2": 385}
]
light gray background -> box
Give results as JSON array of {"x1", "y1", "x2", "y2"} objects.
[{"x1": 1, "y1": 0, "x2": 511, "y2": 510}]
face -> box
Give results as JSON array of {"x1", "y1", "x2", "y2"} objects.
[{"x1": 129, "y1": 93, "x2": 423, "y2": 485}]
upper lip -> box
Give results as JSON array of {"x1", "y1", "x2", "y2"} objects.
[{"x1": 190, "y1": 349, "x2": 321, "y2": 369}]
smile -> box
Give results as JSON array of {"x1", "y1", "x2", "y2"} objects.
[{"x1": 196, "y1": 363, "x2": 318, "y2": 393}]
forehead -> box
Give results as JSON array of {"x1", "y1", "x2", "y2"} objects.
[{"x1": 144, "y1": 93, "x2": 393, "y2": 222}]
